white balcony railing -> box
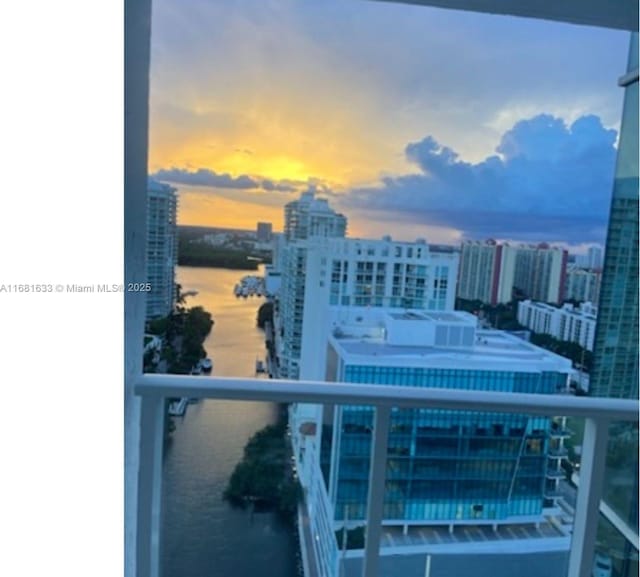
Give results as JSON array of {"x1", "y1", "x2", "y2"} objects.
[{"x1": 134, "y1": 374, "x2": 638, "y2": 577}]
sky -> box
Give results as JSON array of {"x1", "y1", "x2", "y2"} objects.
[{"x1": 149, "y1": 0, "x2": 630, "y2": 250}]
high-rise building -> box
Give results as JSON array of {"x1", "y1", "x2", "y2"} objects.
[
  {"x1": 146, "y1": 179, "x2": 178, "y2": 320},
  {"x1": 277, "y1": 191, "x2": 348, "y2": 379},
  {"x1": 589, "y1": 33, "x2": 639, "y2": 577},
  {"x1": 298, "y1": 309, "x2": 572, "y2": 577},
  {"x1": 296, "y1": 236, "x2": 458, "y2": 380},
  {"x1": 587, "y1": 246, "x2": 604, "y2": 270},
  {"x1": 590, "y1": 43, "x2": 639, "y2": 400},
  {"x1": 574, "y1": 246, "x2": 604, "y2": 270},
  {"x1": 457, "y1": 240, "x2": 567, "y2": 305},
  {"x1": 564, "y1": 265, "x2": 602, "y2": 304},
  {"x1": 256, "y1": 221, "x2": 273, "y2": 243},
  {"x1": 457, "y1": 239, "x2": 517, "y2": 305},
  {"x1": 284, "y1": 190, "x2": 347, "y2": 241},
  {"x1": 275, "y1": 190, "x2": 459, "y2": 379},
  {"x1": 513, "y1": 243, "x2": 568, "y2": 304},
  {"x1": 276, "y1": 234, "x2": 458, "y2": 380}
]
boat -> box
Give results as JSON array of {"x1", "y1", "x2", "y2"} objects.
[
  {"x1": 168, "y1": 398, "x2": 188, "y2": 416},
  {"x1": 200, "y1": 358, "x2": 213, "y2": 372},
  {"x1": 234, "y1": 274, "x2": 267, "y2": 298},
  {"x1": 255, "y1": 359, "x2": 265, "y2": 373}
]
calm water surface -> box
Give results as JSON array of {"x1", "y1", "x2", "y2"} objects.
[{"x1": 161, "y1": 266, "x2": 298, "y2": 577}]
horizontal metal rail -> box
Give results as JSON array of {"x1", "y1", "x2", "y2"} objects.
[
  {"x1": 135, "y1": 373, "x2": 639, "y2": 421},
  {"x1": 134, "y1": 373, "x2": 638, "y2": 577}
]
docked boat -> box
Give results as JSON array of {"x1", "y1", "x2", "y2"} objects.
[
  {"x1": 200, "y1": 358, "x2": 213, "y2": 372},
  {"x1": 168, "y1": 398, "x2": 188, "y2": 417},
  {"x1": 235, "y1": 274, "x2": 267, "y2": 298}
]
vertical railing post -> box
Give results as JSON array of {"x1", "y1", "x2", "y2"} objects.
[
  {"x1": 567, "y1": 417, "x2": 610, "y2": 577},
  {"x1": 136, "y1": 394, "x2": 166, "y2": 577},
  {"x1": 363, "y1": 405, "x2": 391, "y2": 577},
  {"x1": 124, "y1": 0, "x2": 152, "y2": 574}
]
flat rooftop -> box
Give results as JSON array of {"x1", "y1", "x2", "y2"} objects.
[
  {"x1": 328, "y1": 306, "x2": 572, "y2": 371},
  {"x1": 335, "y1": 330, "x2": 546, "y2": 356},
  {"x1": 331, "y1": 328, "x2": 572, "y2": 372}
]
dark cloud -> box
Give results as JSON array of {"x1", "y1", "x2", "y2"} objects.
[
  {"x1": 151, "y1": 167, "x2": 301, "y2": 194},
  {"x1": 261, "y1": 179, "x2": 297, "y2": 193},
  {"x1": 152, "y1": 168, "x2": 258, "y2": 189},
  {"x1": 343, "y1": 114, "x2": 616, "y2": 244}
]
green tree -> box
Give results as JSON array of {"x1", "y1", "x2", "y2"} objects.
[{"x1": 257, "y1": 302, "x2": 273, "y2": 328}]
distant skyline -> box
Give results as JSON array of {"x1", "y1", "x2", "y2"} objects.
[{"x1": 149, "y1": 0, "x2": 629, "y2": 249}]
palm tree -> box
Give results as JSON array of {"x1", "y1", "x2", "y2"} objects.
[{"x1": 175, "y1": 283, "x2": 187, "y2": 314}]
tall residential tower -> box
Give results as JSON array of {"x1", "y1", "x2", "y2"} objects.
[
  {"x1": 457, "y1": 240, "x2": 568, "y2": 306},
  {"x1": 457, "y1": 239, "x2": 517, "y2": 305},
  {"x1": 146, "y1": 179, "x2": 178, "y2": 320},
  {"x1": 277, "y1": 191, "x2": 348, "y2": 378},
  {"x1": 589, "y1": 33, "x2": 638, "y2": 577}
]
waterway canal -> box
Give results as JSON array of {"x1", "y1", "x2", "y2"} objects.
[{"x1": 161, "y1": 266, "x2": 299, "y2": 577}]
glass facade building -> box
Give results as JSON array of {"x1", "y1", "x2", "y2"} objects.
[
  {"x1": 591, "y1": 33, "x2": 638, "y2": 400},
  {"x1": 322, "y1": 325, "x2": 571, "y2": 525},
  {"x1": 590, "y1": 33, "x2": 639, "y2": 577}
]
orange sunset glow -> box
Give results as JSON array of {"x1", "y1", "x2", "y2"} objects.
[{"x1": 148, "y1": 0, "x2": 626, "y2": 245}]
